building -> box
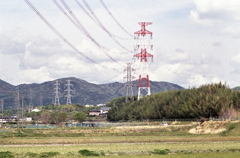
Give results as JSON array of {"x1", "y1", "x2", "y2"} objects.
[
  {"x1": 88, "y1": 107, "x2": 111, "y2": 116},
  {"x1": 89, "y1": 109, "x2": 101, "y2": 116},
  {"x1": 31, "y1": 107, "x2": 40, "y2": 112}
]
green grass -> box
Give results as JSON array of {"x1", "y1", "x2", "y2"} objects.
[
  {"x1": 1, "y1": 142, "x2": 240, "y2": 153},
  {"x1": 0, "y1": 121, "x2": 240, "y2": 157}
]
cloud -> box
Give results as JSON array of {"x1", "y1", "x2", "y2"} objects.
[
  {"x1": 212, "y1": 42, "x2": 222, "y2": 47},
  {"x1": 166, "y1": 49, "x2": 190, "y2": 63},
  {"x1": 187, "y1": 74, "x2": 222, "y2": 87},
  {"x1": 0, "y1": 28, "x2": 32, "y2": 55},
  {"x1": 190, "y1": 0, "x2": 240, "y2": 25},
  {"x1": 151, "y1": 51, "x2": 222, "y2": 88},
  {"x1": 18, "y1": 66, "x2": 52, "y2": 84},
  {"x1": 220, "y1": 26, "x2": 240, "y2": 38}
]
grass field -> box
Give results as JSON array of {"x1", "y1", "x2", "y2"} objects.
[{"x1": 0, "y1": 121, "x2": 239, "y2": 157}]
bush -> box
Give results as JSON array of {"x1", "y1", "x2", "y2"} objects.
[
  {"x1": 100, "y1": 150, "x2": 105, "y2": 156},
  {"x1": 26, "y1": 152, "x2": 38, "y2": 157},
  {"x1": 0, "y1": 151, "x2": 14, "y2": 158},
  {"x1": 39, "y1": 152, "x2": 60, "y2": 157},
  {"x1": 152, "y1": 149, "x2": 170, "y2": 155},
  {"x1": 78, "y1": 149, "x2": 100, "y2": 156}
]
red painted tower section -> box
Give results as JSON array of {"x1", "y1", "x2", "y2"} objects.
[{"x1": 134, "y1": 22, "x2": 153, "y2": 100}]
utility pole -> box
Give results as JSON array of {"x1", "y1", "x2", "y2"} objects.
[
  {"x1": 1, "y1": 99, "x2": 3, "y2": 125},
  {"x1": 17, "y1": 90, "x2": 20, "y2": 128},
  {"x1": 134, "y1": 22, "x2": 153, "y2": 100},
  {"x1": 40, "y1": 93, "x2": 43, "y2": 106},
  {"x1": 65, "y1": 79, "x2": 73, "y2": 105},
  {"x1": 29, "y1": 89, "x2": 33, "y2": 111},
  {"x1": 124, "y1": 63, "x2": 135, "y2": 102},
  {"x1": 54, "y1": 80, "x2": 61, "y2": 106},
  {"x1": 22, "y1": 96, "x2": 24, "y2": 128}
]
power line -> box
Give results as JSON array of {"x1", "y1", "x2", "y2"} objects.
[
  {"x1": 53, "y1": 0, "x2": 125, "y2": 67},
  {"x1": 99, "y1": 0, "x2": 133, "y2": 38},
  {"x1": 75, "y1": 0, "x2": 131, "y2": 40},
  {"x1": 25, "y1": 0, "x2": 119, "y2": 72},
  {"x1": 80, "y1": 0, "x2": 133, "y2": 52}
]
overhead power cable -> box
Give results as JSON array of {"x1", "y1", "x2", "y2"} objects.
[
  {"x1": 80, "y1": 0, "x2": 133, "y2": 53},
  {"x1": 53, "y1": 0, "x2": 123, "y2": 67},
  {"x1": 57, "y1": 1, "x2": 130, "y2": 55},
  {"x1": 75, "y1": 0, "x2": 131, "y2": 40},
  {"x1": 99, "y1": 0, "x2": 133, "y2": 38},
  {"x1": 24, "y1": 0, "x2": 119, "y2": 72}
]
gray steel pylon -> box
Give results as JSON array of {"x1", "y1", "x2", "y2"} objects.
[
  {"x1": 65, "y1": 79, "x2": 73, "y2": 105},
  {"x1": 54, "y1": 80, "x2": 61, "y2": 106},
  {"x1": 124, "y1": 63, "x2": 135, "y2": 102}
]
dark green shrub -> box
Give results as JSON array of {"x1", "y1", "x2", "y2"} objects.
[
  {"x1": 152, "y1": 149, "x2": 170, "y2": 155},
  {"x1": 39, "y1": 152, "x2": 60, "y2": 157},
  {"x1": 0, "y1": 151, "x2": 14, "y2": 158},
  {"x1": 66, "y1": 152, "x2": 75, "y2": 156},
  {"x1": 26, "y1": 152, "x2": 38, "y2": 157},
  {"x1": 100, "y1": 150, "x2": 105, "y2": 156},
  {"x1": 78, "y1": 149, "x2": 100, "y2": 156}
]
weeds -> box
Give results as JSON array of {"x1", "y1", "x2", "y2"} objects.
[
  {"x1": 78, "y1": 149, "x2": 104, "y2": 156},
  {"x1": 39, "y1": 152, "x2": 59, "y2": 157},
  {"x1": 152, "y1": 149, "x2": 171, "y2": 155},
  {"x1": 0, "y1": 151, "x2": 14, "y2": 158},
  {"x1": 25, "y1": 152, "x2": 38, "y2": 157}
]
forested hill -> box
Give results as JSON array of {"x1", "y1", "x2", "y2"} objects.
[
  {"x1": 0, "y1": 77, "x2": 183, "y2": 110},
  {"x1": 107, "y1": 83, "x2": 240, "y2": 121}
]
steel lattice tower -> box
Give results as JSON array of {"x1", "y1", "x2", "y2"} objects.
[
  {"x1": 29, "y1": 89, "x2": 34, "y2": 110},
  {"x1": 54, "y1": 80, "x2": 61, "y2": 106},
  {"x1": 124, "y1": 63, "x2": 135, "y2": 102},
  {"x1": 65, "y1": 79, "x2": 73, "y2": 105},
  {"x1": 134, "y1": 22, "x2": 153, "y2": 100},
  {"x1": 1, "y1": 99, "x2": 3, "y2": 124}
]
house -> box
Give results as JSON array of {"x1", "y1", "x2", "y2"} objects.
[
  {"x1": 100, "y1": 107, "x2": 111, "y2": 114},
  {"x1": 96, "y1": 104, "x2": 106, "y2": 107},
  {"x1": 85, "y1": 104, "x2": 94, "y2": 107},
  {"x1": 19, "y1": 117, "x2": 32, "y2": 122},
  {"x1": 88, "y1": 107, "x2": 111, "y2": 116},
  {"x1": 89, "y1": 109, "x2": 101, "y2": 116},
  {"x1": 31, "y1": 107, "x2": 40, "y2": 112}
]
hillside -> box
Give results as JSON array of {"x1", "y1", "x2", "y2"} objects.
[
  {"x1": 0, "y1": 77, "x2": 184, "y2": 110},
  {"x1": 107, "y1": 83, "x2": 240, "y2": 121},
  {"x1": 232, "y1": 86, "x2": 240, "y2": 91}
]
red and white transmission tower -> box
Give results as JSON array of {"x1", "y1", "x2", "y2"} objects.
[{"x1": 134, "y1": 22, "x2": 153, "y2": 100}]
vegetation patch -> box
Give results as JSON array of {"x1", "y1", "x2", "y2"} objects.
[
  {"x1": 78, "y1": 149, "x2": 104, "y2": 156},
  {"x1": 107, "y1": 83, "x2": 240, "y2": 121},
  {"x1": 0, "y1": 151, "x2": 14, "y2": 158},
  {"x1": 39, "y1": 152, "x2": 59, "y2": 157},
  {"x1": 152, "y1": 149, "x2": 171, "y2": 155},
  {"x1": 25, "y1": 152, "x2": 38, "y2": 157}
]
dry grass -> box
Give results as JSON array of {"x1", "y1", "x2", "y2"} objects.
[{"x1": 189, "y1": 121, "x2": 229, "y2": 134}]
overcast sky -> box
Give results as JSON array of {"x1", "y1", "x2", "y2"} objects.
[{"x1": 1, "y1": 0, "x2": 240, "y2": 89}]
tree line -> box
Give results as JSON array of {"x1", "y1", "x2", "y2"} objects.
[{"x1": 107, "y1": 82, "x2": 240, "y2": 121}]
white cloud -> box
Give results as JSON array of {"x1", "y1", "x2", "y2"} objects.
[
  {"x1": 190, "y1": 0, "x2": 240, "y2": 25},
  {"x1": 231, "y1": 53, "x2": 240, "y2": 65},
  {"x1": 0, "y1": 28, "x2": 32, "y2": 55},
  {"x1": 166, "y1": 49, "x2": 190, "y2": 63},
  {"x1": 18, "y1": 66, "x2": 52, "y2": 84},
  {"x1": 220, "y1": 26, "x2": 240, "y2": 38},
  {"x1": 187, "y1": 74, "x2": 222, "y2": 87}
]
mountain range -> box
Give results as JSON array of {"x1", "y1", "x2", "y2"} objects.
[{"x1": 0, "y1": 77, "x2": 184, "y2": 110}]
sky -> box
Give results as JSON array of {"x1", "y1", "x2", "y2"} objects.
[{"x1": 1, "y1": 0, "x2": 240, "y2": 89}]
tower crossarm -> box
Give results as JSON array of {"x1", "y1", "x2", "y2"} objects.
[
  {"x1": 134, "y1": 48, "x2": 153, "y2": 62},
  {"x1": 134, "y1": 22, "x2": 152, "y2": 36}
]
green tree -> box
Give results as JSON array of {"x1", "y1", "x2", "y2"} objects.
[
  {"x1": 74, "y1": 112, "x2": 86, "y2": 123},
  {"x1": 57, "y1": 112, "x2": 67, "y2": 123}
]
